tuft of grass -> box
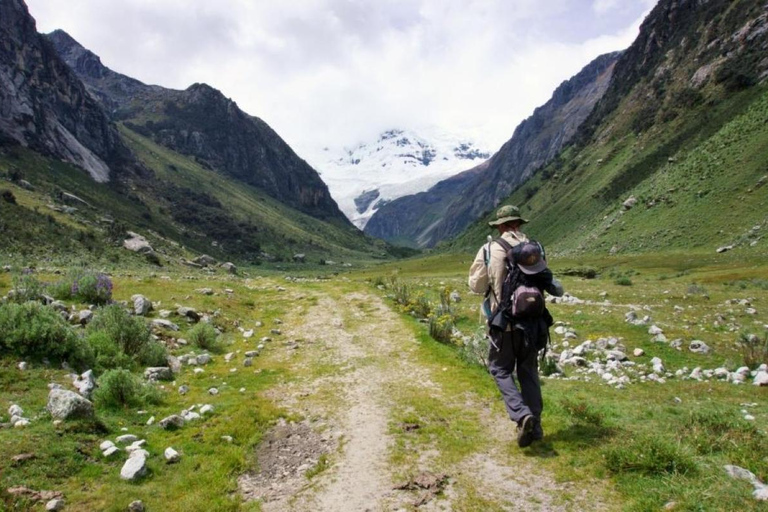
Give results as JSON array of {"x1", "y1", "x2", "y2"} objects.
[
  {"x1": 187, "y1": 322, "x2": 221, "y2": 352},
  {"x1": 603, "y1": 434, "x2": 697, "y2": 476},
  {"x1": 560, "y1": 397, "x2": 605, "y2": 427},
  {"x1": 614, "y1": 276, "x2": 633, "y2": 286},
  {"x1": 738, "y1": 332, "x2": 768, "y2": 368}
]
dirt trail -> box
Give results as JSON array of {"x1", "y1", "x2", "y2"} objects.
[{"x1": 240, "y1": 287, "x2": 612, "y2": 511}]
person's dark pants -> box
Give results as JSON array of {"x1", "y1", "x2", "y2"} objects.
[{"x1": 488, "y1": 329, "x2": 542, "y2": 426}]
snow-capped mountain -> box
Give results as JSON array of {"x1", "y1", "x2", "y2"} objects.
[{"x1": 306, "y1": 129, "x2": 490, "y2": 229}]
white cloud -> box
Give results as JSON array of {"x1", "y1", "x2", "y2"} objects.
[{"x1": 25, "y1": 0, "x2": 655, "y2": 156}]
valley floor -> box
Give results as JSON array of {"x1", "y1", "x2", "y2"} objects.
[{"x1": 1, "y1": 250, "x2": 767, "y2": 511}]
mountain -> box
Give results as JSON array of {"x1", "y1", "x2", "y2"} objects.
[
  {"x1": 305, "y1": 129, "x2": 490, "y2": 229},
  {"x1": 0, "y1": 0, "x2": 141, "y2": 183},
  {"x1": 47, "y1": 29, "x2": 346, "y2": 223},
  {"x1": 449, "y1": 0, "x2": 768, "y2": 256},
  {"x1": 0, "y1": 1, "x2": 401, "y2": 266},
  {"x1": 365, "y1": 51, "x2": 621, "y2": 248}
]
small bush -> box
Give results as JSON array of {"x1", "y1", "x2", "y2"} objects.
[
  {"x1": 1, "y1": 189, "x2": 16, "y2": 204},
  {"x1": 686, "y1": 283, "x2": 708, "y2": 296},
  {"x1": 540, "y1": 355, "x2": 561, "y2": 377},
  {"x1": 48, "y1": 278, "x2": 74, "y2": 301},
  {"x1": 93, "y1": 369, "x2": 163, "y2": 409},
  {"x1": 10, "y1": 272, "x2": 45, "y2": 303},
  {"x1": 458, "y1": 330, "x2": 489, "y2": 368},
  {"x1": 603, "y1": 434, "x2": 697, "y2": 476},
  {"x1": 428, "y1": 314, "x2": 455, "y2": 344},
  {"x1": 738, "y1": 332, "x2": 768, "y2": 368},
  {"x1": 0, "y1": 302, "x2": 90, "y2": 367},
  {"x1": 409, "y1": 291, "x2": 432, "y2": 318},
  {"x1": 71, "y1": 272, "x2": 113, "y2": 304},
  {"x1": 614, "y1": 277, "x2": 633, "y2": 286},
  {"x1": 389, "y1": 277, "x2": 412, "y2": 306},
  {"x1": 86, "y1": 305, "x2": 166, "y2": 370},
  {"x1": 188, "y1": 322, "x2": 220, "y2": 351}
]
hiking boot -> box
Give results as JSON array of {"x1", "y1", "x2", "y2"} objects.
[
  {"x1": 517, "y1": 415, "x2": 535, "y2": 448},
  {"x1": 531, "y1": 417, "x2": 544, "y2": 442}
]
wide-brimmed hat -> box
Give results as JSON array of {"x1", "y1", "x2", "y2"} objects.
[
  {"x1": 515, "y1": 241, "x2": 547, "y2": 275},
  {"x1": 488, "y1": 205, "x2": 528, "y2": 227}
]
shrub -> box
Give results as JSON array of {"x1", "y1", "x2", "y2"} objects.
[
  {"x1": 614, "y1": 277, "x2": 633, "y2": 286},
  {"x1": 540, "y1": 355, "x2": 561, "y2": 377},
  {"x1": 0, "y1": 302, "x2": 90, "y2": 367},
  {"x1": 9, "y1": 272, "x2": 45, "y2": 303},
  {"x1": 428, "y1": 314, "x2": 455, "y2": 344},
  {"x1": 738, "y1": 332, "x2": 768, "y2": 369},
  {"x1": 1, "y1": 189, "x2": 16, "y2": 204},
  {"x1": 409, "y1": 291, "x2": 432, "y2": 318},
  {"x1": 603, "y1": 434, "x2": 697, "y2": 476},
  {"x1": 458, "y1": 329, "x2": 490, "y2": 368},
  {"x1": 389, "y1": 277, "x2": 412, "y2": 306},
  {"x1": 48, "y1": 278, "x2": 74, "y2": 300},
  {"x1": 93, "y1": 369, "x2": 163, "y2": 409},
  {"x1": 188, "y1": 322, "x2": 220, "y2": 351},
  {"x1": 71, "y1": 272, "x2": 113, "y2": 304},
  {"x1": 86, "y1": 305, "x2": 166, "y2": 370}
]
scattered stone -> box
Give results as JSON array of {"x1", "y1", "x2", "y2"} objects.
[
  {"x1": 245, "y1": 350, "x2": 258, "y2": 357},
  {"x1": 103, "y1": 446, "x2": 120, "y2": 458},
  {"x1": 151, "y1": 319, "x2": 180, "y2": 331},
  {"x1": 8, "y1": 404, "x2": 23, "y2": 417},
  {"x1": 47, "y1": 389, "x2": 94, "y2": 420},
  {"x1": 193, "y1": 255, "x2": 217, "y2": 267},
  {"x1": 754, "y1": 371, "x2": 768, "y2": 386},
  {"x1": 116, "y1": 434, "x2": 138, "y2": 444},
  {"x1": 17, "y1": 361, "x2": 28, "y2": 371},
  {"x1": 622, "y1": 196, "x2": 637, "y2": 210},
  {"x1": 123, "y1": 232, "x2": 153, "y2": 254},
  {"x1": 11, "y1": 453, "x2": 36, "y2": 465},
  {"x1": 689, "y1": 340, "x2": 711, "y2": 354},
  {"x1": 193, "y1": 368, "x2": 205, "y2": 375},
  {"x1": 221, "y1": 435, "x2": 233, "y2": 443},
  {"x1": 221, "y1": 262, "x2": 237, "y2": 274},
  {"x1": 144, "y1": 367, "x2": 173, "y2": 382},
  {"x1": 724, "y1": 465, "x2": 768, "y2": 501},
  {"x1": 197, "y1": 288, "x2": 214, "y2": 296},
  {"x1": 243, "y1": 357, "x2": 253, "y2": 367},
  {"x1": 225, "y1": 352, "x2": 235, "y2": 362},
  {"x1": 243, "y1": 329, "x2": 254, "y2": 338},
  {"x1": 177, "y1": 306, "x2": 200, "y2": 321},
  {"x1": 164, "y1": 447, "x2": 180, "y2": 463},
  {"x1": 197, "y1": 353, "x2": 212, "y2": 365},
  {"x1": 128, "y1": 500, "x2": 145, "y2": 512},
  {"x1": 125, "y1": 440, "x2": 147, "y2": 453},
  {"x1": 208, "y1": 387, "x2": 219, "y2": 395},
  {"x1": 120, "y1": 451, "x2": 147, "y2": 481},
  {"x1": 45, "y1": 498, "x2": 65, "y2": 511},
  {"x1": 450, "y1": 291, "x2": 461, "y2": 303},
  {"x1": 132, "y1": 295, "x2": 153, "y2": 316},
  {"x1": 159, "y1": 415, "x2": 185, "y2": 430},
  {"x1": 200, "y1": 404, "x2": 214, "y2": 415},
  {"x1": 146, "y1": 416, "x2": 155, "y2": 426},
  {"x1": 716, "y1": 245, "x2": 734, "y2": 253},
  {"x1": 648, "y1": 325, "x2": 664, "y2": 335},
  {"x1": 689, "y1": 367, "x2": 703, "y2": 380},
  {"x1": 633, "y1": 348, "x2": 645, "y2": 357},
  {"x1": 178, "y1": 385, "x2": 189, "y2": 395}
]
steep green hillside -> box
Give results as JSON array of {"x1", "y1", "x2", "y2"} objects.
[
  {"x1": 450, "y1": 85, "x2": 768, "y2": 256},
  {"x1": 449, "y1": 0, "x2": 768, "y2": 257},
  {"x1": 0, "y1": 130, "x2": 399, "y2": 267}
]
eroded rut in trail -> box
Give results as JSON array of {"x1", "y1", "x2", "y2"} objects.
[{"x1": 239, "y1": 289, "x2": 611, "y2": 511}]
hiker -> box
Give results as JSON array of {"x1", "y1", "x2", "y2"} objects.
[{"x1": 468, "y1": 205, "x2": 563, "y2": 447}]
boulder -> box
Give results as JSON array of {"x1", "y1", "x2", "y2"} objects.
[
  {"x1": 8, "y1": 404, "x2": 23, "y2": 417},
  {"x1": 144, "y1": 367, "x2": 173, "y2": 382},
  {"x1": 45, "y1": 499, "x2": 64, "y2": 511},
  {"x1": 689, "y1": 340, "x2": 711, "y2": 354},
  {"x1": 177, "y1": 306, "x2": 200, "y2": 321},
  {"x1": 132, "y1": 295, "x2": 152, "y2": 316},
  {"x1": 754, "y1": 371, "x2": 768, "y2": 386},
  {"x1": 120, "y1": 451, "x2": 147, "y2": 481},
  {"x1": 73, "y1": 370, "x2": 96, "y2": 399},
  {"x1": 116, "y1": 434, "x2": 138, "y2": 444},
  {"x1": 622, "y1": 196, "x2": 637, "y2": 210},
  {"x1": 159, "y1": 415, "x2": 185, "y2": 430},
  {"x1": 77, "y1": 310, "x2": 93, "y2": 325},
  {"x1": 193, "y1": 255, "x2": 217, "y2": 267},
  {"x1": 220, "y1": 262, "x2": 237, "y2": 274},
  {"x1": 47, "y1": 389, "x2": 94, "y2": 420},
  {"x1": 129, "y1": 501, "x2": 145, "y2": 512},
  {"x1": 123, "y1": 232, "x2": 153, "y2": 254}
]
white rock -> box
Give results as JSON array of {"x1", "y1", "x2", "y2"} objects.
[
  {"x1": 126, "y1": 440, "x2": 147, "y2": 453},
  {"x1": 648, "y1": 325, "x2": 664, "y2": 335},
  {"x1": 18, "y1": 361, "x2": 28, "y2": 371},
  {"x1": 183, "y1": 411, "x2": 201, "y2": 421},
  {"x1": 103, "y1": 446, "x2": 120, "y2": 458},
  {"x1": 100, "y1": 440, "x2": 116, "y2": 451},
  {"x1": 146, "y1": 416, "x2": 155, "y2": 426},
  {"x1": 47, "y1": 389, "x2": 94, "y2": 420},
  {"x1": 208, "y1": 387, "x2": 219, "y2": 395},
  {"x1": 193, "y1": 368, "x2": 205, "y2": 375},
  {"x1": 689, "y1": 367, "x2": 703, "y2": 380},
  {"x1": 121, "y1": 452, "x2": 148, "y2": 481},
  {"x1": 73, "y1": 370, "x2": 96, "y2": 399},
  {"x1": 753, "y1": 371, "x2": 768, "y2": 386},
  {"x1": 8, "y1": 404, "x2": 23, "y2": 417},
  {"x1": 243, "y1": 330, "x2": 254, "y2": 338},
  {"x1": 116, "y1": 434, "x2": 138, "y2": 444},
  {"x1": 221, "y1": 435, "x2": 233, "y2": 443},
  {"x1": 689, "y1": 340, "x2": 710, "y2": 354},
  {"x1": 197, "y1": 353, "x2": 212, "y2": 365},
  {"x1": 46, "y1": 498, "x2": 65, "y2": 511},
  {"x1": 200, "y1": 404, "x2": 214, "y2": 415},
  {"x1": 179, "y1": 385, "x2": 189, "y2": 394},
  {"x1": 633, "y1": 348, "x2": 645, "y2": 357},
  {"x1": 164, "y1": 447, "x2": 180, "y2": 463},
  {"x1": 132, "y1": 294, "x2": 153, "y2": 316},
  {"x1": 129, "y1": 500, "x2": 145, "y2": 512}
]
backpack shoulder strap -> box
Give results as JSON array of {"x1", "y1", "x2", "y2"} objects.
[{"x1": 494, "y1": 237, "x2": 514, "y2": 254}]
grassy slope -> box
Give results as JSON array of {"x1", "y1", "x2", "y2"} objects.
[{"x1": 449, "y1": 85, "x2": 768, "y2": 257}]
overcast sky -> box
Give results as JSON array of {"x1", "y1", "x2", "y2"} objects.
[{"x1": 26, "y1": 0, "x2": 656, "y2": 155}]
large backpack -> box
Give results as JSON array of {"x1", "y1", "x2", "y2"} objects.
[{"x1": 493, "y1": 238, "x2": 545, "y2": 322}]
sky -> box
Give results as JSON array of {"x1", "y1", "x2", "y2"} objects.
[{"x1": 26, "y1": 0, "x2": 657, "y2": 155}]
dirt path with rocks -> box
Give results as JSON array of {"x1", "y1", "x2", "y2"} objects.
[{"x1": 239, "y1": 285, "x2": 615, "y2": 511}]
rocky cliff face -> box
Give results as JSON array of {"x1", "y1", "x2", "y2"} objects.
[
  {"x1": 365, "y1": 51, "x2": 621, "y2": 247},
  {"x1": 0, "y1": 0, "x2": 133, "y2": 182},
  {"x1": 49, "y1": 31, "x2": 348, "y2": 223}
]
